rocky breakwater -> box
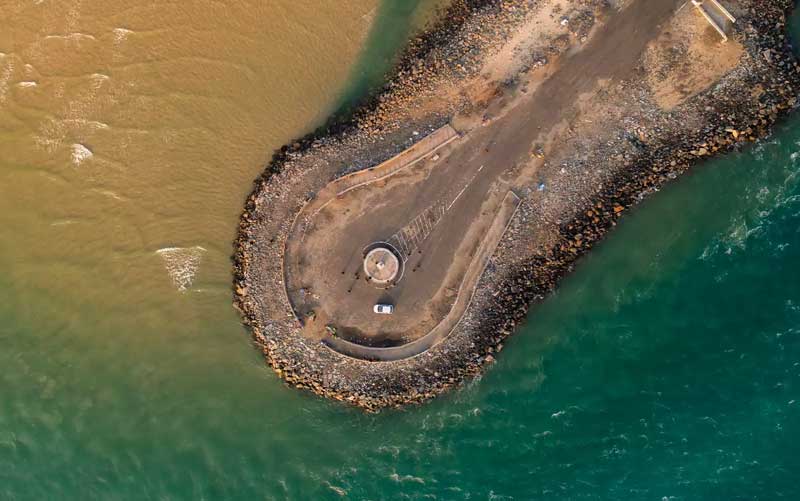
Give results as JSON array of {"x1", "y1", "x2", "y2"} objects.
[
  {"x1": 466, "y1": 0, "x2": 800, "y2": 371},
  {"x1": 233, "y1": 0, "x2": 800, "y2": 411}
]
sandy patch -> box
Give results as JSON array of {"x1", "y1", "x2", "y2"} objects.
[{"x1": 645, "y1": 3, "x2": 744, "y2": 110}]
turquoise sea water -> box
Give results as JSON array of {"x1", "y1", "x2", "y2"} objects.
[
  {"x1": 337, "y1": 0, "x2": 448, "y2": 113},
  {"x1": 2, "y1": 5, "x2": 800, "y2": 501}
]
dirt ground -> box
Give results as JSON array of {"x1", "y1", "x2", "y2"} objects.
[
  {"x1": 645, "y1": 2, "x2": 744, "y2": 110},
  {"x1": 283, "y1": 0, "x2": 714, "y2": 348}
]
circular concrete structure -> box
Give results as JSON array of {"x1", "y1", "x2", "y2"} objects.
[{"x1": 363, "y1": 246, "x2": 401, "y2": 285}]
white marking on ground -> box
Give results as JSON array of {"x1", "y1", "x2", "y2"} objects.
[
  {"x1": 447, "y1": 165, "x2": 484, "y2": 211},
  {"x1": 397, "y1": 233, "x2": 409, "y2": 253},
  {"x1": 389, "y1": 201, "x2": 449, "y2": 261}
]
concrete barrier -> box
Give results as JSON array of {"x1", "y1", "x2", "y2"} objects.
[
  {"x1": 691, "y1": 0, "x2": 736, "y2": 42},
  {"x1": 332, "y1": 124, "x2": 459, "y2": 197}
]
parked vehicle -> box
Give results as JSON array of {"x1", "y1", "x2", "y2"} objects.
[{"x1": 373, "y1": 304, "x2": 394, "y2": 315}]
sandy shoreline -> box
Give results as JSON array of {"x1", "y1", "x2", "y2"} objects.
[{"x1": 233, "y1": 0, "x2": 800, "y2": 411}]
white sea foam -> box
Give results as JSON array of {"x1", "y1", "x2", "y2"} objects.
[
  {"x1": 34, "y1": 70, "x2": 113, "y2": 156},
  {"x1": 50, "y1": 220, "x2": 76, "y2": 227},
  {"x1": 699, "y1": 164, "x2": 800, "y2": 261},
  {"x1": 43, "y1": 33, "x2": 96, "y2": 42},
  {"x1": 112, "y1": 28, "x2": 134, "y2": 63},
  {"x1": 389, "y1": 473, "x2": 425, "y2": 484},
  {"x1": 324, "y1": 483, "x2": 347, "y2": 497},
  {"x1": 91, "y1": 188, "x2": 125, "y2": 201},
  {"x1": 63, "y1": 118, "x2": 109, "y2": 130},
  {"x1": 113, "y1": 27, "x2": 134, "y2": 43},
  {"x1": 0, "y1": 55, "x2": 15, "y2": 105},
  {"x1": 89, "y1": 73, "x2": 110, "y2": 91},
  {"x1": 71, "y1": 143, "x2": 93, "y2": 165},
  {"x1": 35, "y1": 119, "x2": 67, "y2": 153},
  {"x1": 65, "y1": 0, "x2": 83, "y2": 32},
  {"x1": 156, "y1": 246, "x2": 207, "y2": 292}
]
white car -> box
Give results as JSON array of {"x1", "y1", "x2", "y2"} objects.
[{"x1": 373, "y1": 304, "x2": 394, "y2": 315}]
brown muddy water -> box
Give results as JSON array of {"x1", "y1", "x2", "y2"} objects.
[{"x1": 0, "y1": 0, "x2": 442, "y2": 337}]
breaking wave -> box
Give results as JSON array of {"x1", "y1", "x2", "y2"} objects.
[{"x1": 156, "y1": 246, "x2": 207, "y2": 292}]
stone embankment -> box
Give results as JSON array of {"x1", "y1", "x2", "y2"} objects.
[{"x1": 233, "y1": 0, "x2": 800, "y2": 411}]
